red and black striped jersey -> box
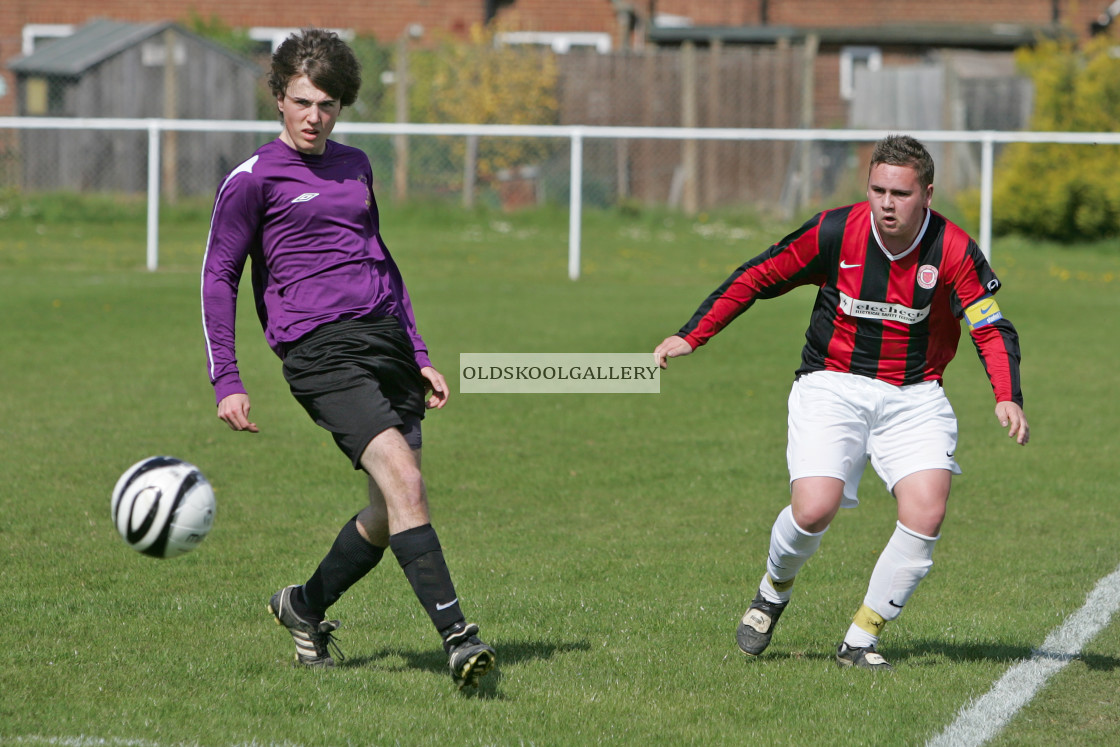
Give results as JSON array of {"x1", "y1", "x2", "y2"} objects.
[{"x1": 678, "y1": 202, "x2": 1023, "y2": 405}]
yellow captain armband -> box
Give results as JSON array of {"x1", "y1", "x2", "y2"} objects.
[{"x1": 964, "y1": 295, "x2": 1003, "y2": 330}]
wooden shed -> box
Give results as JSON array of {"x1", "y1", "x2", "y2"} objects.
[{"x1": 8, "y1": 19, "x2": 262, "y2": 196}]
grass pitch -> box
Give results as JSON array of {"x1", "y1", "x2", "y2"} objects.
[{"x1": 1, "y1": 196, "x2": 1118, "y2": 746}]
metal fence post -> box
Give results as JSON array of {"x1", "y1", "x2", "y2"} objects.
[
  {"x1": 979, "y1": 132, "x2": 994, "y2": 261},
  {"x1": 568, "y1": 127, "x2": 584, "y2": 281},
  {"x1": 147, "y1": 119, "x2": 161, "y2": 271}
]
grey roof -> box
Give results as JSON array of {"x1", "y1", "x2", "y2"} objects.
[
  {"x1": 8, "y1": 18, "x2": 259, "y2": 76},
  {"x1": 649, "y1": 22, "x2": 1074, "y2": 50}
]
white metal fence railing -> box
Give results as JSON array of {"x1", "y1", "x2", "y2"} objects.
[{"x1": 2, "y1": 117, "x2": 1119, "y2": 277}]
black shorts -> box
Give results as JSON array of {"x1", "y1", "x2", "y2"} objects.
[{"x1": 281, "y1": 314, "x2": 425, "y2": 469}]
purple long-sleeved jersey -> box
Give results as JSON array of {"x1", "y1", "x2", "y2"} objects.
[{"x1": 201, "y1": 138, "x2": 432, "y2": 405}]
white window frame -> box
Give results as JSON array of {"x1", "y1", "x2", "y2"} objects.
[
  {"x1": 840, "y1": 46, "x2": 883, "y2": 101},
  {"x1": 653, "y1": 14, "x2": 693, "y2": 28},
  {"x1": 497, "y1": 31, "x2": 611, "y2": 54},
  {"x1": 22, "y1": 24, "x2": 75, "y2": 56}
]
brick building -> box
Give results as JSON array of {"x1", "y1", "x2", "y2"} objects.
[
  {"x1": 1, "y1": 2, "x2": 1116, "y2": 210},
  {"x1": 3, "y1": 2, "x2": 1116, "y2": 117}
]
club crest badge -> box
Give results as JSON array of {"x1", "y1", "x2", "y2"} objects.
[{"x1": 917, "y1": 265, "x2": 938, "y2": 289}]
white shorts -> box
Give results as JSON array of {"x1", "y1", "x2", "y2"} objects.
[{"x1": 787, "y1": 370, "x2": 961, "y2": 508}]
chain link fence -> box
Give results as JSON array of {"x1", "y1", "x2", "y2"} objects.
[
  {"x1": 4, "y1": 117, "x2": 1120, "y2": 276},
  {"x1": 4, "y1": 35, "x2": 1049, "y2": 218},
  {"x1": 0, "y1": 40, "x2": 822, "y2": 215},
  {"x1": 0, "y1": 119, "x2": 886, "y2": 219}
]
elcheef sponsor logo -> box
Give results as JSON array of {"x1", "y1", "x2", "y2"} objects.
[
  {"x1": 459, "y1": 354, "x2": 660, "y2": 394},
  {"x1": 838, "y1": 291, "x2": 929, "y2": 325}
]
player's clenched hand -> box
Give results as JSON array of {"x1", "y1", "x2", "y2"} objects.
[
  {"x1": 217, "y1": 392, "x2": 259, "y2": 433},
  {"x1": 994, "y1": 401, "x2": 1029, "y2": 445},
  {"x1": 421, "y1": 366, "x2": 449, "y2": 410},
  {"x1": 653, "y1": 335, "x2": 694, "y2": 369}
]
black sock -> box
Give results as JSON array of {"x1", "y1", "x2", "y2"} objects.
[
  {"x1": 389, "y1": 523, "x2": 465, "y2": 634},
  {"x1": 301, "y1": 515, "x2": 386, "y2": 616}
]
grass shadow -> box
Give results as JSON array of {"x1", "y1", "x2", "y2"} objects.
[
  {"x1": 896, "y1": 640, "x2": 1120, "y2": 671},
  {"x1": 762, "y1": 639, "x2": 1120, "y2": 670},
  {"x1": 1080, "y1": 652, "x2": 1120, "y2": 672},
  {"x1": 340, "y1": 638, "x2": 592, "y2": 697},
  {"x1": 893, "y1": 639, "x2": 1036, "y2": 664}
]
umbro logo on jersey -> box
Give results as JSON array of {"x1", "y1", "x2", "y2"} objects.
[
  {"x1": 291, "y1": 192, "x2": 320, "y2": 203},
  {"x1": 839, "y1": 260, "x2": 861, "y2": 269}
]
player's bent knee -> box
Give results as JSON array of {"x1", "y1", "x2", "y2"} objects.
[{"x1": 791, "y1": 478, "x2": 845, "y2": 532}]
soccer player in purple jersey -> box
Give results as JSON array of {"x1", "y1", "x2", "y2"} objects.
[
  {"x1": 201, "y1": 29, "x2": 494, "y2": 689},
  {"x1": 654, "y1": 135, "x2": 1029, "y2": 670}
]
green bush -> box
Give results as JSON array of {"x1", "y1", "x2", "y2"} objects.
[
  {"x1": 395, "y1": 24, "x2": 560, "y2": 182},
  {"x1": 992, "y1": 36, "x2": 1120, "y2": 242}
]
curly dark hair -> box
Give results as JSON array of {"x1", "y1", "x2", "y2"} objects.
[
  {"x1": 268, "y1": 28, "x2": 362, "y2": 109},
  {"x1": 870, "y1": 134, "x2": 935, "y2": 190}
]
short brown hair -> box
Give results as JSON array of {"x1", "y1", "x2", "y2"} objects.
[
  {"x1": 870, "y1": 134, "x2": 935, "y2": 190},
  {"x1": 269, "y1": 29, "x2": 361, "y2": 108}
]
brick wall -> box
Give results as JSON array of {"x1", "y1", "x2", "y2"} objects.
[
  {"x1": 494, "y1": 1, "x2": 617, "y2": 32},
  {"x1": 1, "y1": 0, "x2": 486, "y2": 52},
  {"x1": 0, "y1": 0, "x2": 489, "y2": 115},
  {"x1": 654, "y1": 0, "x2": 1106, "y2": 30},
  {"x1": 2, "y1": 1, "x2": 1115, "y2": 116}
]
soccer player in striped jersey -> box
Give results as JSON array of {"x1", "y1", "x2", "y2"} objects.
[
  {"x1": 201, "y1": 29, "x2": 494, "y2": 689},
  {"x1": 654, "y1": 134, "x2": 1029, "y2": 670}
]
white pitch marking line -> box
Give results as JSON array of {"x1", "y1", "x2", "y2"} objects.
[{"x1": 927, "y1": 563, "x2": 1120, "y2": 747}]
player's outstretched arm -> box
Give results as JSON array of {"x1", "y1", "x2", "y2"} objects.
[
  {"x1": 218, "y1": 392, "x2": 259, "y2": 433},
  {"x1": 421, "y1": 366, "x2": 449, "y2": 410},
  {"x1": 995, "y1": 401, "x2": 1029, "y2": 445},
  {"x1": 653, "y1": 335, "x2": 694, "y2": 369}
]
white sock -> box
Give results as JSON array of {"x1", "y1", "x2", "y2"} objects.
[
  {"x1": 843, "y1": 608, "x2": 883, "y2": 649},
  {"x1": 758, "y1": 505, "x2": 826, "y2": 604},
  {"x1": 844, "y1": 522, "x2": 938, "y2": 648}
]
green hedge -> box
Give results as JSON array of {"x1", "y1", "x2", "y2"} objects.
[{"x1": 993, "y1": 36, "x2": 1120, "y2": 243}]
